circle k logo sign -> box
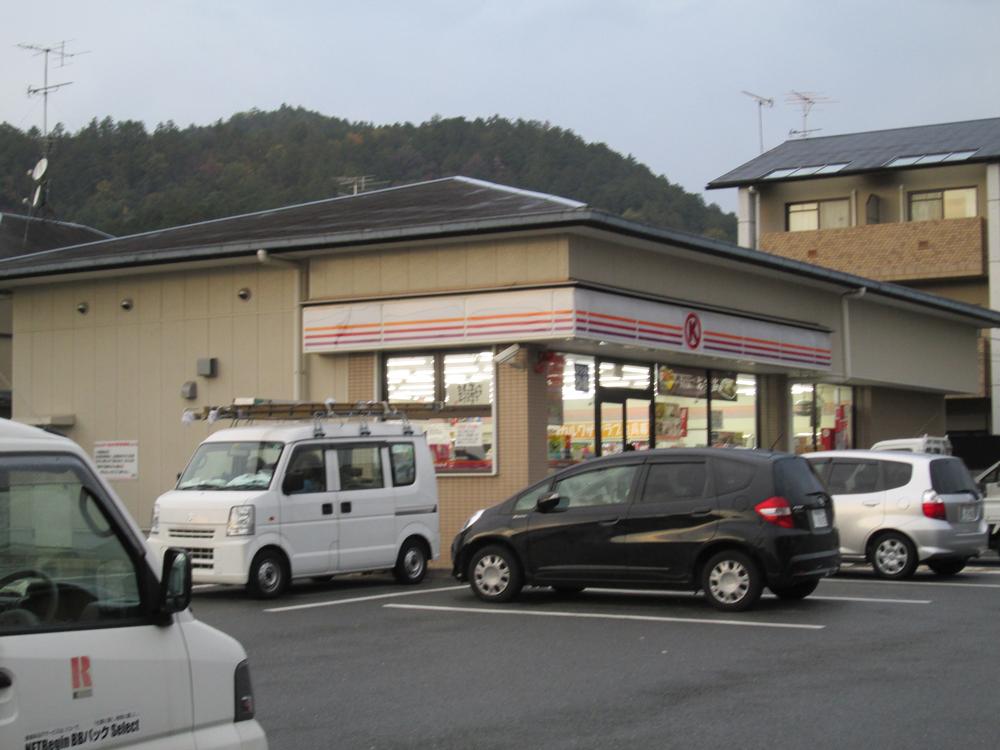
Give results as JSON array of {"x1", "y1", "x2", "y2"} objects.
[{"x1": 684, "y1": 313, "x2": 702, "y2": 350}]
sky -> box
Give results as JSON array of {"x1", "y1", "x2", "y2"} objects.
[{"x1": 1, "y1": 0, "x2": 997, "y2": 214}]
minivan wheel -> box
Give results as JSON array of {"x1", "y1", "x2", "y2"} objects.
[
  {"x1": 927, "y1": 557, "x2": 967, "y2": 576},
  {"x1": 394, "y1": 539, "x2": 428, "y2": 585},
  {"x1": 469, "y1": 545, "x2": 523, "y2": 603},
  {"x1": 870, "y1": 533, "x2": 918, "y2": 579},
  {"x1": 247, "y1": 550, "x2": 288, "y2": 599},
  {"x1": 702, "y1": 550, "x2": 763, "y2": 612},
  {"x1": 769, "y1": 579, "x2": 820, "y2": 600}
]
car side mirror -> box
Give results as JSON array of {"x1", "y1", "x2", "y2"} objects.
[
  {"x1": 283, "y1": 473, "x2": 304, "y2": 495},
  {"x1": 158, "y1": 547, "x2": 192, "y2": 621},
  {"x1": 536, "y1": 492, "x2": 562, "y2": 513}
]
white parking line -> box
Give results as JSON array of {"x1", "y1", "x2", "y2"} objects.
[
  {"x1": 826, "y1": 577, "x2": 1000, "y2": 590},
  {"x1": 264, "y1": 585, "x2": 466, "y2": 613},
  {"x1": 581, "y1": 587, "x2": 928, "y2": 605},
  {"x1": 384, "y1": 603, "x2": 825, "y2": 630}
]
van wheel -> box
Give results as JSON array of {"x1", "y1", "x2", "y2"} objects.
[
  {"x1": 927, "y1": 557, "x2": 967, "y2": 576},
  {"x1": 394, "y1": 540, "x2": 428, "y2": 584},
  {"x1": 870, "y1": 533, "x2": 918, "y2": 579},
  {"x1": 469, "y1": 545, "x2": 522, "y2": 603},
  {"x1": 247, "y1": 550, "x2": 288, "y2": 599},
  {"x1": 769, "y1": 579, "x2": 820, "y2": 600},
  {"x1": 702, "y1": 550, "x2": 763, "y2": 612}
]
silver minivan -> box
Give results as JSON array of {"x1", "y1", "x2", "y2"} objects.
[{"x1": 806, "y1": 450, "x2": 987, "y2": 578}]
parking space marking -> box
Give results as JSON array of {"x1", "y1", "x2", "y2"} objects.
[
  {"x1": 825, "y1": 578, "x2": 1000, "y2": 590},
  {"x1": 264, "y1": 585, "x2": 466, "y2": 613},
  {"x1": 384, "y1": 603, "x2": 825, "y2": 630},
  {"x1": 582, "y1": 587, "x2": 929, "y2": 605}
]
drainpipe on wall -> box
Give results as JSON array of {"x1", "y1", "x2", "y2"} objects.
[
  {"x1": 256, "y1": 249, "x2": 307, "y2": 401},
  {"x1": 840, "y1": 286, "x2": 867, "y2": 383}
]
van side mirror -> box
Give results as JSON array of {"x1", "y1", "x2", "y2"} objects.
[
  {"x1": 536, "y1": 492, "x2": 562, "y2": 513},
  {"x1": 283, "y1": 473, "x2": 304, "y2": 495},
  {"x1": 158, "y1": 547, "x2": 192, "y2": 621}
]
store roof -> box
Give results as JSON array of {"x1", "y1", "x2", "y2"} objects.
[
  {"x1": 1, "y1": 175, "x2": 999, "y2": 328},
  {"x1": 707, "y1": 116, "x2": 1000, "y2": 189},
  {"x1": 0, "y1": 212, "x2": 111, "y2": 259}
]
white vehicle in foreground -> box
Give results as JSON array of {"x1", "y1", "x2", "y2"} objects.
[
  {"x1": 974, "y1": 460, "x2": 1000, "y2": 549},
  {"x1": 0, "y1": 418, "x2": 266, "y2": 749},
  {"x1": 148, "y1": 420, "x2": 440, "y2": 598}
]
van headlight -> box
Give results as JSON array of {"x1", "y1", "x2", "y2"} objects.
[
  {"x1": 227, "y1": 505, "x2": 255, "y2": 537},
  {"x1": 150, "y1": 503, "x2": 160, "y2": 536},
  {"x1": 461, "y1": 509, "x2": 484, "y2": 531}
]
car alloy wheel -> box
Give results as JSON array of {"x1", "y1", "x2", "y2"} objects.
[
  {"x1": 708, "y1": 559, "x2": 750, "y2": 605},
  {"x1": 871, "y1": 533, "x2": 917, "y2": 579},
  {"x1": 474, "y1": 553, "x2": 511, "y2": 597}
]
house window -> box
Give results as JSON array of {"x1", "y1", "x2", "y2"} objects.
[
  {"x1": 909, "y1": 188, "x2": 977, "y2": 222},
  {"x1": 383, "y1": 350, "x2": 495, "y2": 475},
  {"x1": 786, "y1": 199, "x2": 850, "y2": 232}
]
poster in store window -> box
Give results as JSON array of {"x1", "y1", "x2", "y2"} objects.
[
  {"x1": 655, "y1": 403, "x2": 688, "y2": 440},
  {"x1": 455, "y1": 421, "x2": 484, "y2": 449}
]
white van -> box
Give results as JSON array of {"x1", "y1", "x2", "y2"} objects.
[
  {"x1": 871, "y1": 435, "x2": 952, "y2": 455},
  {"x1": 147, "y1": 420, "x2": 440, "y2": 598},
  {"x1": 0, "y1": 419, "x2": 266, "y2": 749}
]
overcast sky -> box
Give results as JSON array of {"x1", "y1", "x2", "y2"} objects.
[{"x1": 2, "y1": 0, "x2": 996, "y2": 214}]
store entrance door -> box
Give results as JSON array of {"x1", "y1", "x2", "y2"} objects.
[{"x1": 595, "y1": 359, "x2": 654, "y2": 458}]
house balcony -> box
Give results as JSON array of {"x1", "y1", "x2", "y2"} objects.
[{"x1": 759, "y1": 216, "x2": 986, "y2": 283}]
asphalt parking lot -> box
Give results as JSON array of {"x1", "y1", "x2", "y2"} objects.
[{"x1": 192, "y1": 560, "x2": 1000, "y2": 750}]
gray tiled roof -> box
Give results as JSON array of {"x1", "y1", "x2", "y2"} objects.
[
  {"x1": 708, "y1": 117, "x2": 1000, "y2": 189},
  {"x1": 0, "y1": 212, "x2": 110, "y2": 259}
]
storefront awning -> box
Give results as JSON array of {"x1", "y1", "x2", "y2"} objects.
[{"x1": 303, "y1": 287, "x2": 832, "y2": 371}]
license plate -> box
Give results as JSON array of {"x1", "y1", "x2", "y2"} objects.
[
  {"x1": 960, "y1": 505, "x2": 978, "y2": 522},
  {"x1": 811, "y1": 509, "x2": 829, "y2": 529}
]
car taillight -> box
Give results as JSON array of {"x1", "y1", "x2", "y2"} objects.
[
  {"x1": 755, "y1": 496, "x2": 794, "y2": 528},
  {"x1": 922, "y1": 489, "x2": 946, "y2": 520}
]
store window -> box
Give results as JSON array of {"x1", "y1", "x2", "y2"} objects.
[
  {"x1": 787, "y1": 199, "x2": 850, "y2": 232},
  {"x1": 655, "y1": 365, "x2": 708, "y2": 447},
  {"x1": 710, "y1": 373, "x2": 758, "y2": 448},
  {"x1": 791, "y1": 383, "x2": 853, "y2": 454},
  {"x1": 909, "y1": 188, "x2": 977, "y2": 221},
  {"x1": 384, "y1": 350, "x2": 494, "y2": 474},
  {"x1": 547, "y1": 354, "x2": 596, "y2": 468}
]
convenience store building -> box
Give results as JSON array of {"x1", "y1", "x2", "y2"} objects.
[{"x1": 3, "y1": 177, "x2": 998, "y2": 557}]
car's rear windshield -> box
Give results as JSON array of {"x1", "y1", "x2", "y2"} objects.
[
  {"x1": 775, "y1": 457, "x2": 827, "y2": 502},
  {"x1": 930, "y1": 458, "x2": 976, "y2": 495}
]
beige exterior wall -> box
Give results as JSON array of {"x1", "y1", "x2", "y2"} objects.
[
  {"x1": 756, "y1": 163, "x2": 989, "y2": 233},
  {"x1": 12, "y1": 263, "x2": 299, "y2": 524},
  {"x1": 854, "y1": 386, "x2": 946, "y2": 448},
  {"x1": 308, "y1": 236, "x2": 570, "y2": 300}
]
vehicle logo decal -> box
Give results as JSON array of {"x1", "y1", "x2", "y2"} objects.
[{"x1": 71, "y1": 655, "x2": 93, "y2": 699}]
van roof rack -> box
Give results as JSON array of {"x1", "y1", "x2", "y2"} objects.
[{"x1": 183, "y1": 399, "x2": 432, "y2": 436}]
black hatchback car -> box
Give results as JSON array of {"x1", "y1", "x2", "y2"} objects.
[{"x1": 452, "y1": 449, "x2": 840, "y2": 611}]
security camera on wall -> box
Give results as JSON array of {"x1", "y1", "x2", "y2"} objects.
[{"x1": 494, "y1": 344, "x2": 521, "y2": 366}]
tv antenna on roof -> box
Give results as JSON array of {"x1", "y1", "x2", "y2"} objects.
[
  {"x1": 17, "y1": 40, "x2": 89, "y2": 152},
  {"x1": 786, "y1": 90, "x2": 835, "y2": 138},
  {"x1": 741, "y1": 90, "x2": 774, "y2": 154}
]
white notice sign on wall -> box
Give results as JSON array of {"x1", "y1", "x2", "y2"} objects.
[{"x1": 93, "y1": 440, "x2": 139, "y2": 480}]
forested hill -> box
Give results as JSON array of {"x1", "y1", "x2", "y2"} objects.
[{"x1": 0, "y1": 106, "x2": 735, "y2": 241}]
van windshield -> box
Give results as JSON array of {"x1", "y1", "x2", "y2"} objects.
[{"x1": 178, "y1": 442, "x2": 284, "y2": 490}]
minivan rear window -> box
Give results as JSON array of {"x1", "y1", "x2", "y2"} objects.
[
  {"x1": 930, "y1": 458, "x2": 976, "y2": 495},
  {"x1": 775, "y1": 457, "x2": 827, "y2": 503}
]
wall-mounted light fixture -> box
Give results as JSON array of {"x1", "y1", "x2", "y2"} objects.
[
  {"x1": 237, "y1": 287, "x2": 252, "y2": 301},
  {"x1": 120, "y1": 298, "x2": 134, "y2": 311},
  {"x1": 76, "y1": 302, "x2": 89, "y2": 315}
]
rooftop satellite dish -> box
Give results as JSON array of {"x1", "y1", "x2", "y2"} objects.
[
  {"x1": 31, "y1": 157, "x2": 48, "y2": 182},
  {"x1": 31, "y1": 185, "x2": 43, "y2": 208}
]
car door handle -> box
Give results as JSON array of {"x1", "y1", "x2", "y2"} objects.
[
  {"x1": 691, "y1": 507, "x2": 712, "y2": 516},
  {"x1": 321, "y1": 503, "x2": 333, "y2": 515},
  {"x1": 598, "y1": 518, "x2": 619, "y2": 526},
  {"x1": 862, "y1": 501, "x2": 880, "y2": 507},
  {"x1": 340, "y1": 501, "x2": 352, "y2": 514},
  {"x1": 0, "y1": 671, "x2": 11, "y2": 688}
]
